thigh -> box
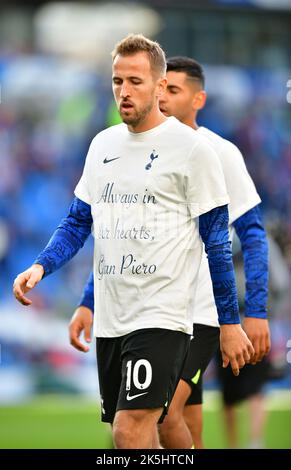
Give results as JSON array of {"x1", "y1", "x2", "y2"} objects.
[
  {"x1": 96, "y1": 336, "x2": 122, "y2": 423},
  {"x1": 117, "y1": 328, "x2": 190, "y2": 423},
  {"x1": 182, "y1": 324, "x2": 220, "y2": 405}
]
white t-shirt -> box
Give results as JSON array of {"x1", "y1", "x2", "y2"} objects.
[
  {"x1": 75, "y1": 117, "x2": 229, "y2": 338},
  {"x1": 193, "y1": 126, "x2": 261, "y2": 328}
]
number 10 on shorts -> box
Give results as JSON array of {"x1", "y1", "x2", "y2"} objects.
[{"x1": 126, "y1": 359, "x2": 152, "y2": 391}]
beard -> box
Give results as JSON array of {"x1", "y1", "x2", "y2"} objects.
[{"x1": 120, "y1": 99, "x2": 154, "y2": 128}]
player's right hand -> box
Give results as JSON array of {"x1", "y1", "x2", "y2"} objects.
[
  {"x1": 13, "y1": 264, "x2": 44, "y2": 306},
  {"x1": 220, "y1": 324, "x2": 255, "y2": 376},
  {"x1": 69, "y1": 306, "x2": 93, "y2": 353},
  {"x1": 242, "y1": 317, "x2": 271, "y2": 364}
]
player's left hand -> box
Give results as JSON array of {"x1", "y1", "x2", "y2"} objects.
[
  {"x1": 69, "y1": 306, "x2": 93, "y2": 353},
  {"x1": 243, "y1": 317, "x2": 271, "y2": 364}
]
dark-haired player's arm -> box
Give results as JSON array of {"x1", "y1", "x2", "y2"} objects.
[
  {"x1": 78, "y1": 272, "x2": 94, "y2": 312},
  {"x1": 69, "y1": 272, "x2": 95, "y2": 353},
  {"x1": 199, "y1": 204, "x2": 254, "y2": 375},
  {"x1": 233, "y1": 205, "x2": 270, "y2": 362},
  {"x1": 13, "y1": 196, "x2": 92, "y2": 305}
]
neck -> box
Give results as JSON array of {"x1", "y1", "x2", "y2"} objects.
[
  {"x1": 182, "y1": 112, "x2": 198, "y2": 130},
  {"x1": 128, "y1": 107, "x2": 167, "y2": 133},
  {"x1": 192, "y1": 119, "x2": 199, "y2": 130}
]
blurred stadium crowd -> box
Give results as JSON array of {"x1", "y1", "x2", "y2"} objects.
[{"x1": 0, "y1": 0, "x2": 291, "y2": 402}]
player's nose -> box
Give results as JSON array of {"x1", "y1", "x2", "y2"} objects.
[{"x1": 120, "y1": 83, "x2": 131, "y2": 98}]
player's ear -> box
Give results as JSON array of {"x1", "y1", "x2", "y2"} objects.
[
  {"x1": 156, "y1": 77, "x2": 168, "y2": 98},
  {"x1": 193, "y1": 90, "x2": 207, "y2": 111}
]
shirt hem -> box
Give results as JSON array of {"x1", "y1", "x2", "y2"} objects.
[
  {"x1": 193, "y1": 316, "x2": 219, "y2": 328},
  {"x1": 93, "y1": 323, "x2": 192, "y2": 338},
  {"x1": 190, "y1": 195, "x2": 230, "y2": 218}
]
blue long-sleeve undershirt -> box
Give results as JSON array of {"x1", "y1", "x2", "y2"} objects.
[
  {"x1": 199, "y1": 204, "x2": 240, "y2": 324},
  {"x1": 78, "y1": 271, "x2": 94, "y2": 312},
  {"x1": 34, "y1": 197, "x2": 92, "y2": 276},
  {"x1": 79, "y1": 204, "x2": 241, "y2": 325},
  {"x1": 233, "y1": 205, "x2": 268, "y2": 318}
]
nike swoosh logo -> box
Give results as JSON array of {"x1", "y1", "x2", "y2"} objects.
[
  {"x1": 103, "y1": 157, "x2": 120, "y2": 164},
  {"x1": 126, "y1": 391, "x2": 148, "y2": 401}
]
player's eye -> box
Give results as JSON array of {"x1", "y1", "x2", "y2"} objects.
[{"x1": 168, "y1": 88, "x2": 179, "y2": 94}]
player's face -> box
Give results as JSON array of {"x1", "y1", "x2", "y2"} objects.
[
  {"x1": 112, "y1": 52, "x2": 164, "y2": 128},
  {"x1": 159, "y1": 71, "x2": 205, "y2": 124}
]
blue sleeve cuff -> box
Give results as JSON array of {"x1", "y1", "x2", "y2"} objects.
[{"x1": 244, "y1": 312, "x2": 268, "y2": 319}]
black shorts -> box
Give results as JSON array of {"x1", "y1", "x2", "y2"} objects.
[
  {"x1": 217, "y1": 351, "x2": 270, "y2": 406},
  {"x1": 96, "y1": 328, "x2": 190, "y2": 424},
  {"x1": 181, "y1": 324, "x2": 220, "y2": 406}
]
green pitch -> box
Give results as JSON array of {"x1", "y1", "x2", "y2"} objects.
[
  {"x1": 0, "y1": 395, "x2": 112, "y2": 449},
  {"x1": 0, "y1": 392, "x2": 290, "y2": 449}
]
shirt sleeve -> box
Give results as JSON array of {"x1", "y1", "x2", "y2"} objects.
[
  {"x1": 74, "y1": 138, "x2": 97, "y2": 205},
  {"x1": 219, "y1": 141, "x2": 261, "y2": 224},
  {"x1": 185, "y1": 137, "x2": 230, "y2": 218}
]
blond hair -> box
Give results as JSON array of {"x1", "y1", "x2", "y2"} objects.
[{"x1": 112, "y1": 33, "x2": 166, "y2": 77}]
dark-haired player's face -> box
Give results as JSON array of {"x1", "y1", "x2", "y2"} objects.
[
  {"x1": 112, "y1": 51, "x2": 163, "y2": 128},
  {"x1": 159, "y1": 71, "x2": 203, "y2": 123}
]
